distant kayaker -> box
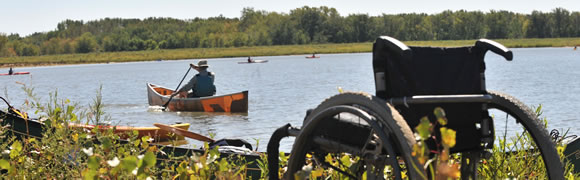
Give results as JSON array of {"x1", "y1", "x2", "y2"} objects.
[
  {"x1": 247, "y1": 57, "x2": 252, "y2": 63},
  {"x1": 8, "y1": 67, "x2": 13, "y2": 75},
  {"x1": 172, "y1": 60, "x2": 216, "y2": 98}
]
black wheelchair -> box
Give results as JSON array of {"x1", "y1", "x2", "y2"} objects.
[{"x1": 267, "y1": 36, "x2": 564, "y2": 179}]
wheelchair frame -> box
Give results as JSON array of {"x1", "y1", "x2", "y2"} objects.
[{"x1": 267, "y1": 36, "x2": 564, "y2": 179}]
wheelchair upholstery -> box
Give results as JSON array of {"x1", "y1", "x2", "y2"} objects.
[{"x1": 372, "y1": 36, "x2": 512, "y2": 152}]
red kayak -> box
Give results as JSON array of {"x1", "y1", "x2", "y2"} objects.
[
  {"x1": 306, "y1": 56, "x2": 320, "y2": 59},
  {"x1": 0, "y1": 72, "x2": 30, "y2": 76}
]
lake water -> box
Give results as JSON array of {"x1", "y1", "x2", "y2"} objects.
[{"x1": 1, "y1": 47, "x2": 579, "y2": 151}]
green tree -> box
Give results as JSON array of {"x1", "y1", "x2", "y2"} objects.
[
  {"x1": 432, "y1": 10, "x2": 455, "y2": 40},
  {"x1": 527, "y1": 10, "x2": 554, "y2": 38},
  {"x1": 571, "y1": 12, "x2": 580, "y2": 36},
  {"x1": 76, "y1": 32, "x2": 98, "y2": 53},
  {"x1": 41, "y1": 38, "x2": 63, "y2": 55},
  {"x1": 552, "y1": 8, "x2": 572, "y2": 37},
  {"x1": 143, "y1": 39, "x2": 158, "y2": 50},
  {"x1": 0, "y1": 34, "x2": 8, "y2": 56},
  {"x1": 346, "y1": 14, "x2": 372, "y2": 42},
  {"x1": 291, "y1": 6, "x2": 327, "y2": 43},
  {"x1": 129, "y1": 37, "x2": 145, "y2": 51},
  {"x1": 453, "y1": 10, "x2": 485, "y2": 39},
  {"x1": 2, "y1": 6, "x2": 580, "y2": 58},
  {"x1": 373, "y1": 15, "x2": 405, "y2": 40},
  {"x1": 320, "y1": 7, "x2": 346, "y2": 43}
]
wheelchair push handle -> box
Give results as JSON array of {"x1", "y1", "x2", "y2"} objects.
[
  {"x1": 376, "y1": 36, "x2": 412, "y2": 58},
  {"x1": 475, "y1": 39, "x2": 513, "y2": 61}
]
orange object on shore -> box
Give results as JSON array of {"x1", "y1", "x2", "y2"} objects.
[{"x1": 69, "y1": 122, "x2": 190, "y2": 141}]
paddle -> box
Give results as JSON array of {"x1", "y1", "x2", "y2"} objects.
[
  {"x1": 162, "y1": 66, "x2": 194, "y2": 111},
  {"x1": 154, "y1": 123, "x2": 215, "y2": 143}
]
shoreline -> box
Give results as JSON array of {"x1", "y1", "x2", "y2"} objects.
[{"x1": 2, "y1": 37, "x2": 579, "y2": 68}]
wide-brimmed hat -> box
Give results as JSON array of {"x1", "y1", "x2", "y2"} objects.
[{"x1": 197, "y1": 60, "x2": 209, "y2": 67}]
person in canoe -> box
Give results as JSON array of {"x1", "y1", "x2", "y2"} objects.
[
  {"x1": 172, "y1": 60, "x2": 216, "y2": 98},
  {"x1": 247, "y1": 57, "x2": 253, "y2": 63},
  {"x1": 8, "y1": 67, "x2": 13, "y2": 75}
]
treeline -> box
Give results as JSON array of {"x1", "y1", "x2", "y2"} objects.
[{"x1": 1, "y1": 6, "x2": 579, "y2": 57}]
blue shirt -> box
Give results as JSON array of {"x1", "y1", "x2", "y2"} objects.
[{"x1": 178, "y1": 69, "x2": 216, "y2": 97}]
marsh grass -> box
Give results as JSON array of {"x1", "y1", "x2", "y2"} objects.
[{"x1": 2, "y1": 37, "x2": 580, "y2": 68}]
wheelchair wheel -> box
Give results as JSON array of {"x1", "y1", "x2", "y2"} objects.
[
  {"x1": 286, "y1": 92, "x2": 425, "y2": 179},
  {"x1": 478, "y1": 91, "x2": 564, "y2": 179}
]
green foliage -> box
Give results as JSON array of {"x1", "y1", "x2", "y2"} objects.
[
  {"x1": 477, "y1": 105, "x2": 580, "y2": 179},
  {"x1": 2, "y1": 7, "x2": 580, "y2": 59},
  {"x1": 76, "y1": 32, "x2": 98, "y2": 53},
  {"x1": 0, "y1": 87, "x2": 255, "y2": 179}
]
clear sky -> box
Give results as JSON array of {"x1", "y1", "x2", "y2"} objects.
[{"x1": 2, "y1": 0, "x2": 579, "y2": 36}]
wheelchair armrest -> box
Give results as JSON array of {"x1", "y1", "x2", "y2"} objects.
[
  {"x1": 475, "y1": 39, "x2": 513, "y2": 61},
  {"x1": 376, "y1": 36, "x2": 412, "y2": 58}
]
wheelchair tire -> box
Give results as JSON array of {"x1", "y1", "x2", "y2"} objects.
[
  {"x1": 286, "y1": 92, "x2": 425, "y2": 179},
  {"x1": 488, "y1": 90, "x2": 564, "y2": 179}
]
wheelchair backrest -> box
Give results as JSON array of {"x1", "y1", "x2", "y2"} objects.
[{"x1": 372, "y1": 36, "x2": 512, "y2": 152}]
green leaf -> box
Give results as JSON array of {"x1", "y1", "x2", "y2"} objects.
[
  {"x1": 10, "y1": 141, "x2": 22, "y2": 159},
  {"x1": 279, "y1": 151, "x2": 289, "y2": 163},
  {"x1": 133, "y1": 139, "x2": 141, "y2": 147},
  {"x1": 218, "y1": 158, "x2": 229, "y2": 171},
  {"x1": 415, "y1": 117, "x2": 432, "y2": 140},
  {"x1": 208, "y1": 147, "x2": 220, "y2": 164},
  {"x1": 70, "y1": 113, "x2": 78, "y2": 122},
  {"x1": 143, "y1": 151, "x2": 156, "y2": 168},
  {"x1": 140, "y1": 136, "x2": 150, "y2": 142},
  {"x1": 137, "y1": 174, "x2": 149, "y2": 180},
  {"x1": 437, "y1": 117, "x2": 447, "y2": 126},
  {"x1": 121, "y1": 156, "x2": 138, "y2": 173},
  {"x1": 88, "y1": 156, "x2": 99, "y2": 170},
  {"x1": 101, "y1": 137, "x2": 112, "y2": 150},
  {"x1": 434, "y1": 107, "x2": 447, "y2": 125},
  {"x1": 0, "y1": 159, "x2": 10, "y2": 170},
  {"x1": 140, "y1": 137, "x2": 149, "y2": 148},
  {"x1": 11, "y1": 141, "x2": 22, "y2": 152},
  {"x1": 82, "y1": 169, "x2": 97, "y2": 180},
  {"x1": 176, "y1": 161, "x2": 187, "y2": 174},
  {"x1": 340, "y1": 154, "x2": 352, "y2": 167},
  {"x1": 534, "y1": 104, "x2": 543, "y2": 117},
  {"x1": 67, "y1": 105, "x2": 75, "y2": 115}
]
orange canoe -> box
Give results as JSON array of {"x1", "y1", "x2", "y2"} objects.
[
  {"x1": 69, "y1": 123, "x2": 190, "y2": 141},
  {"x1": 147, "y1": 83, "x2": 248, "y2": 112}
]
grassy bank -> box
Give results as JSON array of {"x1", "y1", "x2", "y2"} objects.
[{"x1": 1, "y1": 37, "x2": 579, "y2": 68}]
